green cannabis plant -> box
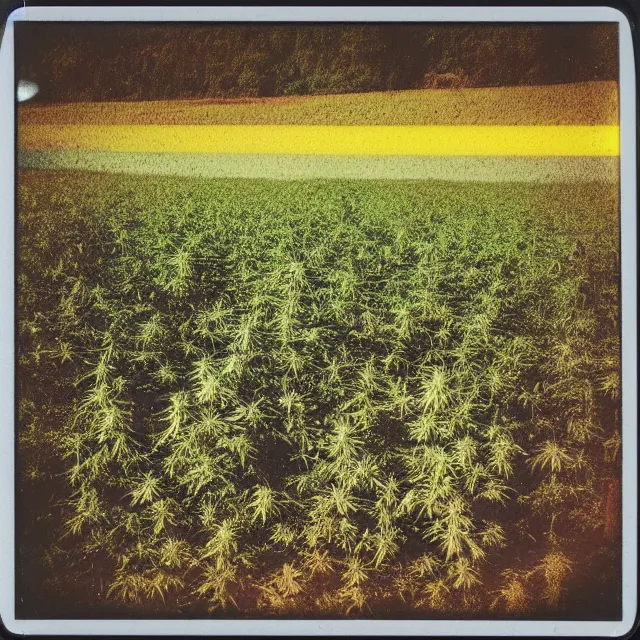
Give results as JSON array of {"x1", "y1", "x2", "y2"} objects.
[{"x1": 17, "y1": 174, "x2": 622, "y2": 616}]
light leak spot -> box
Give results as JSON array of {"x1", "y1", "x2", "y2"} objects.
[{"x1": 17, "y1": 79, "x2": 39, "y2": 103}]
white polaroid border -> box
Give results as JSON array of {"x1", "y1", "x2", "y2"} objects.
[{"x1": 0, "y1": 5, "x2": 636, "y2": 637}]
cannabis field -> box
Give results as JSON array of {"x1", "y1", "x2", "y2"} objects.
[{"x1": 17, "y1": 171, "x2": 621, "y2": 619}]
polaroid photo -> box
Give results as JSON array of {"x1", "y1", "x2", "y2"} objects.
[{"x1": 1, "y1": 4, "x2": 637, "y2": 637}]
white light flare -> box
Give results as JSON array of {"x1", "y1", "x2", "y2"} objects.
[{"x1": 17, "y1": 79, "x2": 39, "y2": 103}]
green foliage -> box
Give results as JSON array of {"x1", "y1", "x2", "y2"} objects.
[
  {"x1": 17, "y1": 174, "x2": 621, "y2": 615},
  {"x1": 18, "y1": 23, "x2": 618, "y2": 102}
]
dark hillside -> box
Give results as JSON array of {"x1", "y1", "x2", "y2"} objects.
[{"x1": 16, "y1": 23, "x2": 617, "y2": 103}]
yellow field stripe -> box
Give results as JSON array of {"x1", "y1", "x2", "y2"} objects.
[{"x1": 19, "y1": 125, "x2": 620, "y2": 156}]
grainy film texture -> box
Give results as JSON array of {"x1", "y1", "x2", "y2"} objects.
[{"x1": 16, "y1": 23, "x2": 621, "y2": 620}]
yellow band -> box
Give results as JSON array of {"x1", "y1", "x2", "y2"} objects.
[{"x1": 19, "y1": 124, "x2": 620, "y2": 157}]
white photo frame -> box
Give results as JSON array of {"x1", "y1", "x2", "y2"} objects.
[{"x1": 1, "y1": 5, "x2": 636, "y2": 636}]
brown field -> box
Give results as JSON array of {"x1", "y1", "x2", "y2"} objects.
[{"x1": 19, "y1": 81, "x2": 618, "y2": 126}]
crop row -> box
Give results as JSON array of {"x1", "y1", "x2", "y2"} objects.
[{"x1": 17, "y1": 173, "x2": 621, "y2": 615}]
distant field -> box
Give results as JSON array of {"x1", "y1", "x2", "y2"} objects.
[
  {"x1": 18, "y1": 82, "x2": 619, "y2": 182},
  {"x1": 19, "y1": 81, "x2": 618, "y2": 126},
  {"x1": 19, "y1": 151, "x2": 618, "y2": 183},
  {"x1": 18, "y1": 125, "x2": 619, "y2": 156}
]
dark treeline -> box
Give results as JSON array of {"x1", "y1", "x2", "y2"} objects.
[{"x1": 16, "y1": 23, "x2": 617, "y2": 102}]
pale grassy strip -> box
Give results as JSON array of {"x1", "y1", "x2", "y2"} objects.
[
  {"x1": 18, "y1": 150, "x2": 619, "y2": 182},
  {"x1": 18, "y1": 81, "x2": 618, "y2": 126},
  {"x1": 19, "y1": 125, "x2": 620, "y2": 157}
]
